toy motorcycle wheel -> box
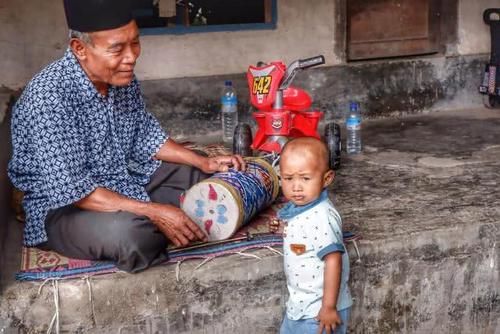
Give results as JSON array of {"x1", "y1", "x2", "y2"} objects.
[
  {"x1": 233, "y1": 123, "x2": 253, "y2": 157},
  {"x1": 324, "y1": 122, "x2": 341, "y2": 170}
]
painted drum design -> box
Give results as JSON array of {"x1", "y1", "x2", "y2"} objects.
[{"x1": 181, "y1": 158, "x2": 279, "y2": 241}]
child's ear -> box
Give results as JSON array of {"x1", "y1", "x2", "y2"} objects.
[{"x1": 323, "y1": 169, "x2": 335, "y2": 187}]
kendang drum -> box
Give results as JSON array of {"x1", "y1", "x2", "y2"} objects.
[{"x1": 181, "y1": 158, "x2": 279, "y2": 241}]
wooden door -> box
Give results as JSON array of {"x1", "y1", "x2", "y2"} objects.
[{"x1": 347, "y1": 0, "x2": 440, "y2": 60}]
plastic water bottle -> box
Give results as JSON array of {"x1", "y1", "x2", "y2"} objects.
[
  {"x1": 346, "y1": 101, "x2": 362, "y2": 154},
  {"x1": 221, "y1": 80, "x2": 238, "y2": 144}
]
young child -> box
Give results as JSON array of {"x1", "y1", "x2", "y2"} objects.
[{"x1": 277, "y1": 137, "x2": 352, "y2": 334}]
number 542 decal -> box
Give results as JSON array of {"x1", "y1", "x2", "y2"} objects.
[{"x1": 252, "y1": 76, "x2": 272, "y2": 95}]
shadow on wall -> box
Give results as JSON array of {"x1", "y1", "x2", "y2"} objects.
[{"x1": 0, "y1": 90, "x2": 15, "y2": 288}]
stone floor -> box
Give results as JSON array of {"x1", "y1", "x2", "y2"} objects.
[{"x1": 1, "y1": 107, "x2": 499, "y2": 333}]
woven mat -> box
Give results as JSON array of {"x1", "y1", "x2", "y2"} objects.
[{"x1": 17, "y1": 204, "x2": 285, "y2": 281}]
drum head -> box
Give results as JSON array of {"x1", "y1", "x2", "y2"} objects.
[{"x1": 181, "y1": 180, "x2": 242, "y2": 241}]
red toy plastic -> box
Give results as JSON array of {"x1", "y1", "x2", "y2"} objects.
[{"x1": 234, "y1": 55, "x2": 341, "y2": 169}]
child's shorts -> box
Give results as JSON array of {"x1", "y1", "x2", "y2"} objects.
[{"x1": 279, "y1": 307, "x2": 351, "y2": 334}]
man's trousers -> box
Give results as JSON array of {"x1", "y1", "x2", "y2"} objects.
[{"x1": 40, "y1": 163, "x2": 209, "y2": 272}]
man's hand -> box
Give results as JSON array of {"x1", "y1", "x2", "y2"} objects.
[
  {"x1": 148, "y1": 202, "x2": 208, "y2": 246},
  {"x1": 201, "y1": 154, "x2": 246, "y2": 174},
  {"x1": 316, "y1": 306, "x2": 342, "y2": 334},
  {"x1": 155, "y1": 139, "x2": 246, "y2": 174}
]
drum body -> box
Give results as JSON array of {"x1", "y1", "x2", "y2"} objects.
[{"x1": 181, "y1": 158, "x2": 279, "y2": 241}]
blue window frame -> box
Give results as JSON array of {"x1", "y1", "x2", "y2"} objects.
[{"x1": 134, "y1": 0, "x2": 277, "y2": 35}]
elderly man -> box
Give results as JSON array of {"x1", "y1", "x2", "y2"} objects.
[{"x1": 8, "y1": 0, "x2": 244, "y2": 273}]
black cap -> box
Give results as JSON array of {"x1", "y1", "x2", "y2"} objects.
[{"x1": 63, "y1": 0, "x2": 134, "y2": 32}]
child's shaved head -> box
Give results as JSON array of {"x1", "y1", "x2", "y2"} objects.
[
  {"x1": 279, "y1": 137, "x2": 334, "y2": 206},
  {"x1": 281, "y1": 137, "x2": 330, "y2": 173}
]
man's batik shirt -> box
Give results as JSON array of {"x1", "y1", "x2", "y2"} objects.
[{"x1": 8, "y1": 49, "x2": 167, "y2": 246}]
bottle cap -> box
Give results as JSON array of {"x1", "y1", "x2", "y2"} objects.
[
  {"x1": 349, "y1": 101, "x2": 359, "y2": 112},
  {"x1": 225, "y1": 80, "x2": 232, "y2": 86}
]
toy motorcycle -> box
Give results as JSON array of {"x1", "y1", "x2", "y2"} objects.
[
  {"x1": 233, "y1": 55, "x2": 341, "y2": 169},
  {"x1": 479, "y1": 8, "x2": 500, "y2": 108}
]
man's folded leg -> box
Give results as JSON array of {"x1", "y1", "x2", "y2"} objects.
[{"x1": 41, "y1": 205, "x2": 169, "y2": 273}]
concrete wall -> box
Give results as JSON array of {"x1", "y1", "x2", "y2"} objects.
[
  {"x1": 457, "y1": 0, "x2": 500, "y2": 55},
  {"x1": 0, "y1": 0, "x2": 496, "y2": 89},
  {"x1": 137, "y1": 0, "x2": 339, "y2": 80},
  {"x1": 0, "y1": 0, "x2": 67, "y2": 89},
  {"x1": 0, "y1": 0, "x2": 338, "y2": 88},
  {"x1": 140, "y1": 53, "x2": 487, "y2": 139},
  {"x1": 1, "y1": 0, "x2": 497, "y2": 139}
]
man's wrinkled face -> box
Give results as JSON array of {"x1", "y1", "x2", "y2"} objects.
[{"x1": 76, "y1": 20, "x2": 141, "y2": 89}]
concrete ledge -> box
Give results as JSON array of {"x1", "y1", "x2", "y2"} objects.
[
  {"x1": 1, "y1": 108, "x2": 499, "y2": 333},
  {"x1": 1, "y1": 248, "x2": 286, "y2": 334},
  {"x1": 1, "y1": 223, "x2": 497, "y2": 333},
  {"x1": 351, "y1": 223, "x2": 499, "y2": 333}
]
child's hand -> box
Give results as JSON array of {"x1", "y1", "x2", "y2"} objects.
[
  {"x1": 316, "y1": 306, "x2": 342, "y2": 334},
  {"x1": 268, "y1": 218, "x2": 282, "y2": 233}
]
